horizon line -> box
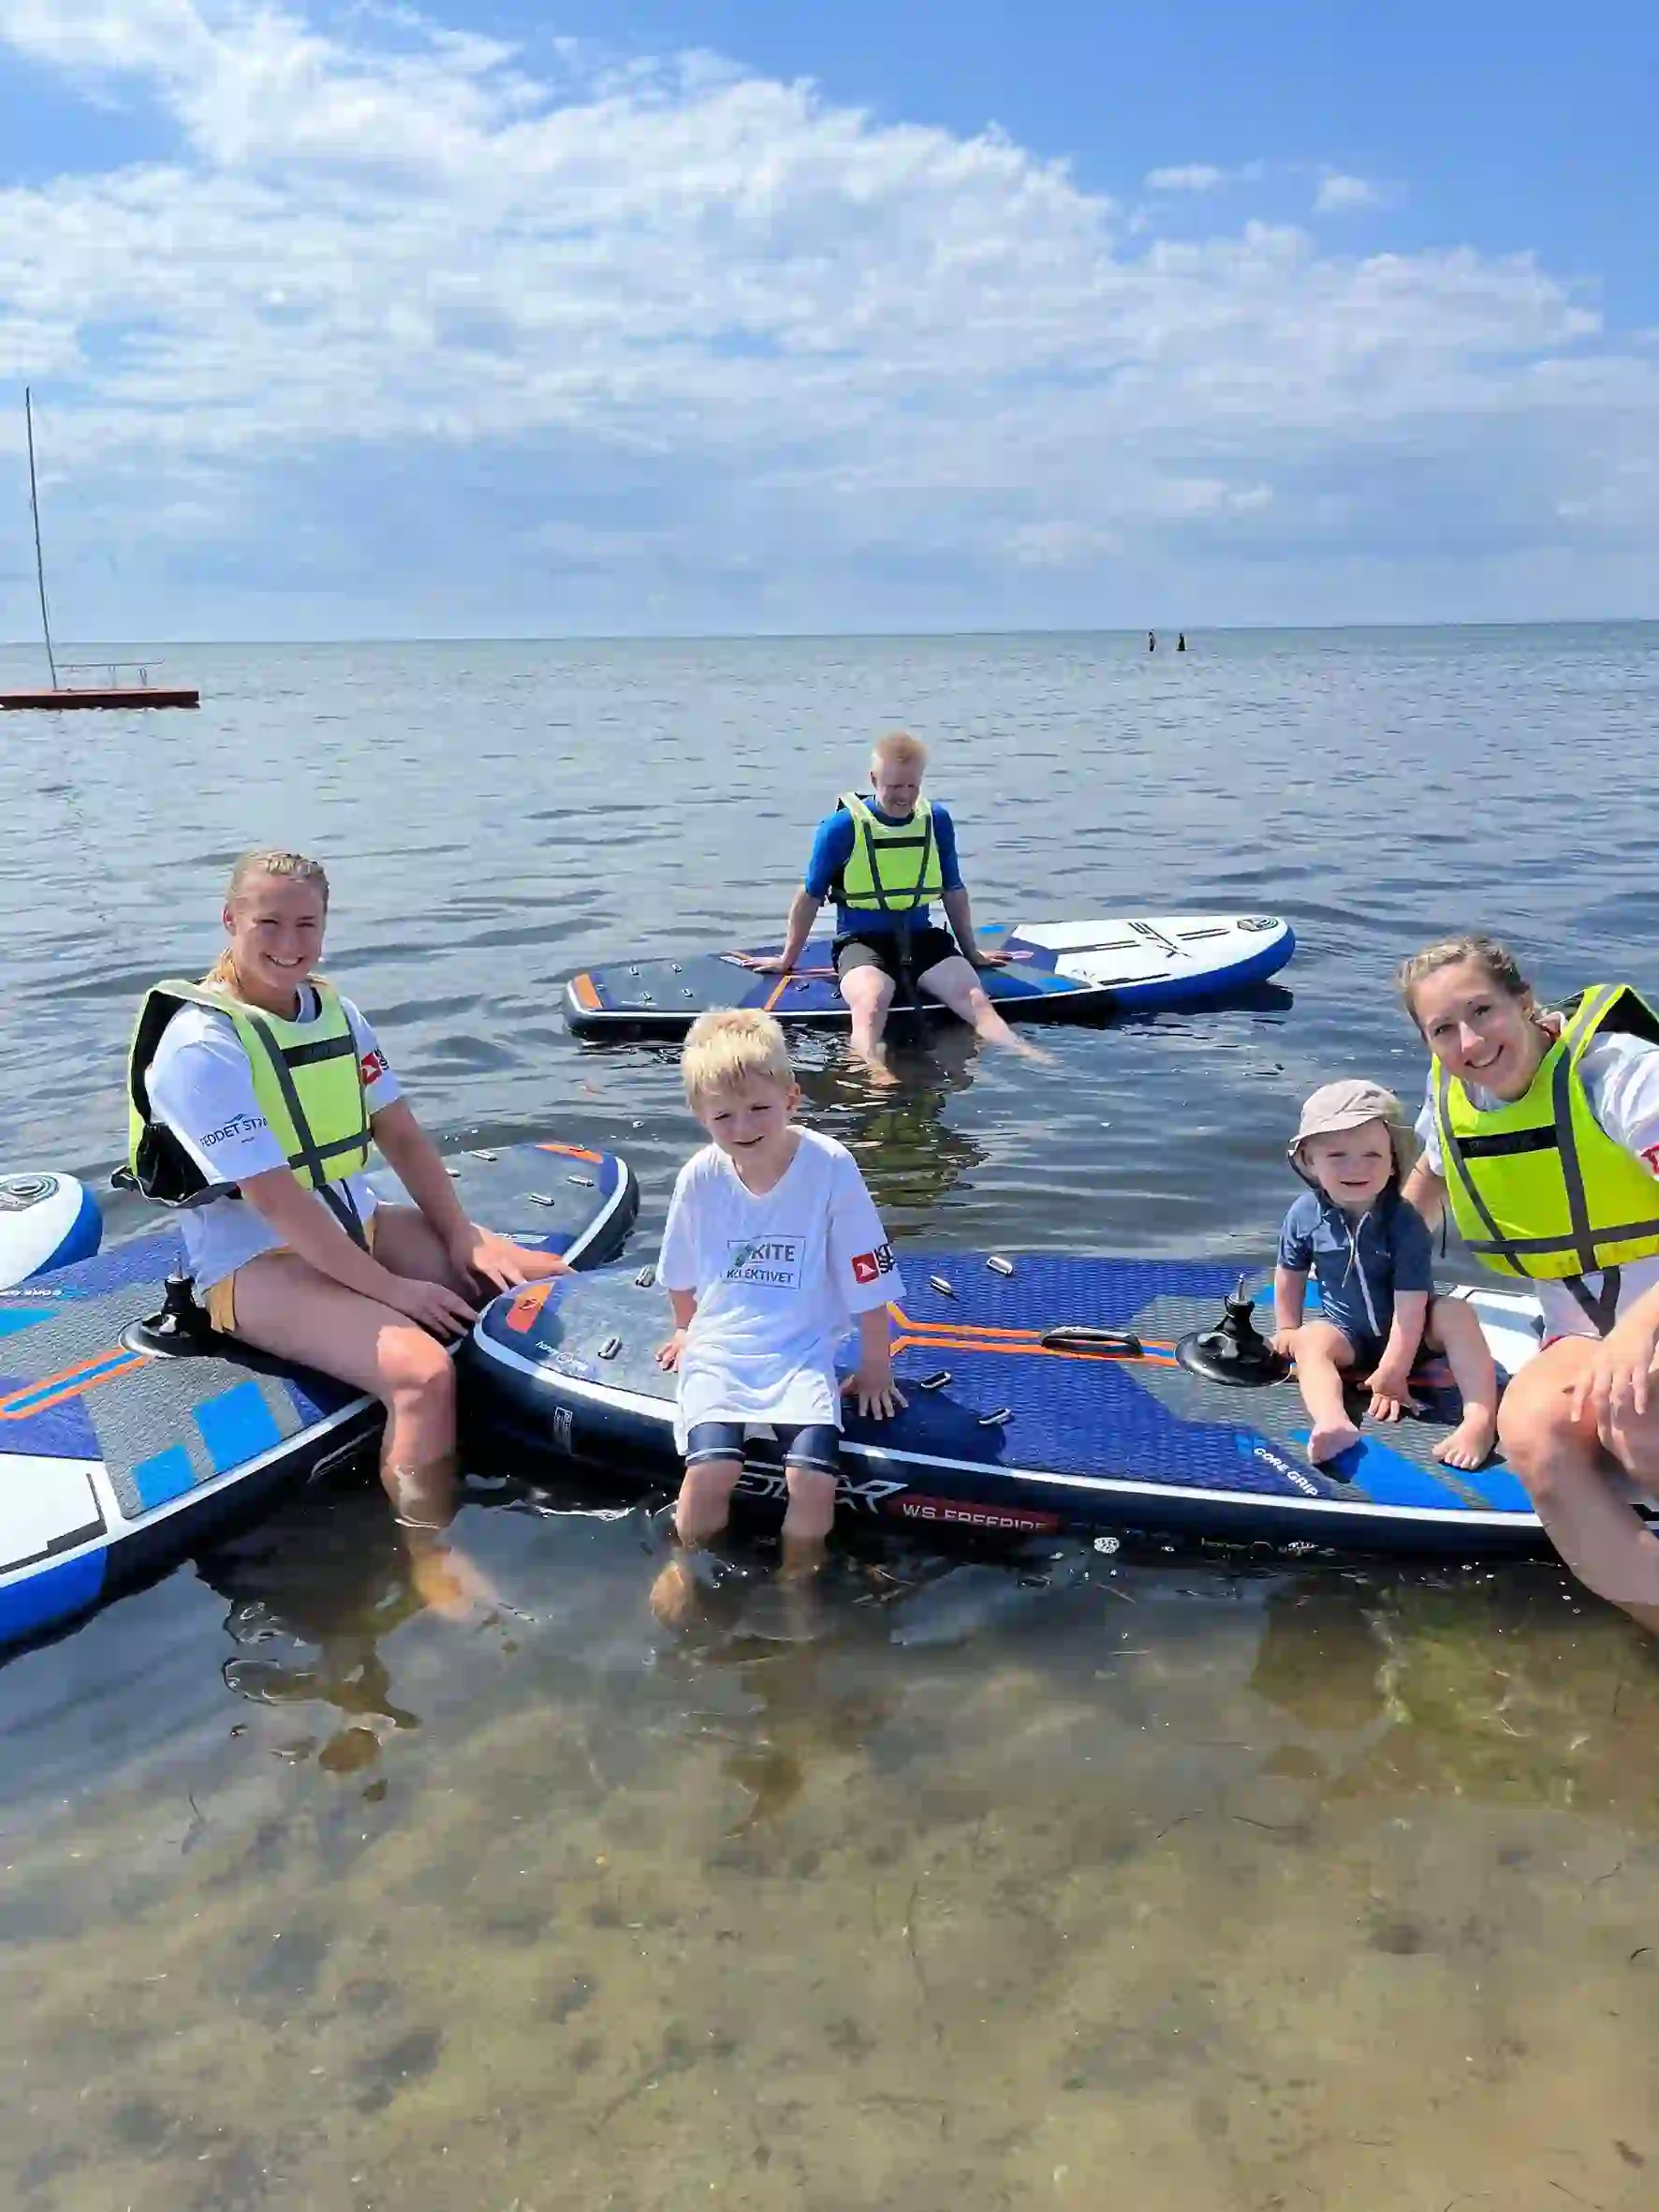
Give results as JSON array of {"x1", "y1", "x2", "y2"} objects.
[{"x1": 3, "y1": 615, "x2": 1656, "y2": 650}]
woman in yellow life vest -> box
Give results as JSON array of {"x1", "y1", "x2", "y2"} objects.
[
  {"x1": 741, "y1": 730, "x2": 1047, "y2": 1085},
  {"x1": 127, "y1": 849, "x2": 567, "y2": 1614},
  {"x1": 1398, "y1": 934, "x2": 1659, "y2": 1635}
]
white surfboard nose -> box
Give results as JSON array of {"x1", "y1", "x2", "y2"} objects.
[
  {"x1": 0, "y1": 1457, "x2": 107, "y2": 1580},
  {"x1": 0, "y1": 1172, "x2": 102, "y2": 1289}
]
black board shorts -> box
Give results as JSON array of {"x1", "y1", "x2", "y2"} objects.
[{"x1": 832, "y1": 926, "x2": 960, "y2": 986}]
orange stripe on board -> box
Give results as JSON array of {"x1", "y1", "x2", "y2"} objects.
[
  {"x1": 888, "y1": 1303, "x2": 1175, "y2": 1355},
  {"x1": 763, "y1": 975, "x2": 793, "y2": 1013},
  {"x1": 502, "y1": 1281, "x2": 554, "y2": 1334},
  {"x1": 0, "y1": 1347, "x2": 146, "y2": 1421},
  {"x1": 570, "y1": 973, "x2": 602, "y2": 1011},
  {"x1": 535, "y1": 1142, "x2": 604, "y2": 1162},
  {"x1": 889, "y1": 1333, "x2": 1176, "y2": 1369}
]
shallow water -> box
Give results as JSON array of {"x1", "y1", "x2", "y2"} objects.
[{"x1": 4, "y1": 626, "x2": 1659, "y2": 2209}]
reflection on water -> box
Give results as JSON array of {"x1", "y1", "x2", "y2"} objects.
[
  {"x1": 6, "y1": 628, "x2": 1659, "y2": 2208},
  {"x1": 795, "y1": 1031, "x2": 989, "y2": 1229}
]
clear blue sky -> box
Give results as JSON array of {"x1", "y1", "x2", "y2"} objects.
[{"x1": 2, "y1": 0, "x2": 1655, "y2": 639}]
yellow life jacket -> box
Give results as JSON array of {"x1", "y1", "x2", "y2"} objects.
[
  {"x1": 127, "y1": 979, "x2": 373, "y2": 1246},
  {"x1": 1432, "y1": 981, "x2": 1659, "y2": 1287},
  {"x1": 836, "y1": 790, "x2": 945, "y2": 915}
]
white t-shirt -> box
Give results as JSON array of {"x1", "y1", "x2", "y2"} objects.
[
  {"x1": 145, "y1": 988, "x2": 402, "y2": 1290},
  {"x1": 1416, "y1": 1031, "x2": 1659, "y2": 1338},
  {"x1": 657, "y1": 1127, "x2": 902, "y2": 1445}
]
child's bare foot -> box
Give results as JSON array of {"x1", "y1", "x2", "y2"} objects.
[
  {"x1": 1433, "y1": 1408, "x2": 1497, "y2": 1470},
  {"x1": 649, "y1": 1556, "x2": 701, "y2": 1630},
  {"x1": 1008, "y1": 1032, "x2": 1056, "y2": 1066},
  {"x1": 1308, "y1": 1418, "x2": 1361, "y2": 1464}
]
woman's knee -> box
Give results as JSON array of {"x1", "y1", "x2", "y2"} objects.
[
  {"x1": 378, "y1": 1328, "x2": 456, "y2": 1414},
  {"x1": 1496, "y1": 1372, "x2": 1585, "y2": 1487}
]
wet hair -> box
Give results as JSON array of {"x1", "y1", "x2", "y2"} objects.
[
  {"x1": 204, "y1": 849, "x2": 330, "y2": 990},
  {"x1": 871, "y1": 730, "x2": 928, "y2": 775},
  {"x1": 682, "y1": 1009, "x2": 795, "y2": 1104},
  {"x1": 1395, "y1": 934, "x2": 1531, "y2": 1029}
]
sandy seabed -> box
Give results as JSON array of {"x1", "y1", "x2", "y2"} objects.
[{"x1": 4, "y1": 1562, "x2": 1657, "y2": 2212}]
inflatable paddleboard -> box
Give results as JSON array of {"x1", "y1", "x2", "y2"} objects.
[
  {"x1": 0, "y1": 1173, "x2": 100, "y2": 1289},
  {"x1": 565, "y1": 915, "x2": 1296, "y2": 1038},
  {"x1": 459, "y1": 1253, "x2": 1609, "y2": 1558},
  {"x1": 0, "y1": 1140, "x2": 638, "y2": 1653}
]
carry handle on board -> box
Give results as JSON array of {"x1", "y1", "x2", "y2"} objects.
[{"x1": 1038, "y1": 1325, "x2": 1144, "y2": 1358}]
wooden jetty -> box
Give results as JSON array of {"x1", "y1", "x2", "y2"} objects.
[{"x1": 2, "y1": 666, "x2": 199, "y2": 712}]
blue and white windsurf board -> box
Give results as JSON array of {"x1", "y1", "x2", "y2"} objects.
[
  {"x1": 0, "y1": 1139, "x2": 638, "y2": 1654},
  {"x1": 459, "y1": 1252, "x2": 1608, "y2": 1559},
  {"x1": 565, "y1": 914, "x2": 1295, "y2": 1038},
  {"x1": 0, "y1": 1173, "x2": 100, "y2": 1289}
]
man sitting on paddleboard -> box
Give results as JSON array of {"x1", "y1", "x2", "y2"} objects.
[{"x1": 741, "y1": 730, "x2": 1047, "y2": 1084}]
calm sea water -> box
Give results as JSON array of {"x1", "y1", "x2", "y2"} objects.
[{"x1": 3, "y1": 626, "x2": 1658, "y2": 2211}]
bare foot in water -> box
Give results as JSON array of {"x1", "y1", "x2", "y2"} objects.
[
  {"x1": 409, "y1": 1541, "x2": 499, "y2": 1620},
  {"x1": 1308, "y1": 1418, "x2": 1361, "y2": 1465},
  {"x1": 1433, "y1": 1408, "x2": 1497, "y2": 1470},
  {"x1": 650, "y1": 1556, "x2": 704, "y2": 1630},
  {"x1": 852, "y1": 1051, "x2": 901, "y2": 1090}
]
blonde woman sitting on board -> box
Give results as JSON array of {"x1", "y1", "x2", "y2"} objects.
[
  {"x1": 1400, "y1": 933, "x2": 1659, "y2": 1637},
  {"x1": 125, "y1": 848, "x2": 566, "y2": 1613}
]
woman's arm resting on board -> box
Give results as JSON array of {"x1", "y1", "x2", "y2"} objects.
[{"x1": 371, "y1": 1098, "x2": 566, "y2": 1293}]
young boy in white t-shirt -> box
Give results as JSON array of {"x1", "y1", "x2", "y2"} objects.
[{"x1": 654, "y1": 1009, "x2": 905, "y2": 1581}]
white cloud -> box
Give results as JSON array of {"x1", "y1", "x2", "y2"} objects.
[
  {"x1": 1315, "y1": 171, "x2": 1390, "y2": 214},
  {"x1": 1143, "y1": 160, "x2": 1270, "y2": 195},
  {"x1": 1144, "y1": 163, "x2": 1229, "y2": 193},
  {"x1": 0, "y1": 0, "x2": 1653, "y2": 634}
]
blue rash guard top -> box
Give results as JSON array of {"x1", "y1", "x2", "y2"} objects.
[{"x1": 1277, "y1": 1186, "x2": 1435, "y2": 1363}]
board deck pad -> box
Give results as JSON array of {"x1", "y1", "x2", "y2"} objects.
[
  {"x1": 464, "y1": 1252, "x2": 1576, "y2": 1555},
  {"x1": 565, "y1": 914, "x2": 1296, "y2": 1037},
  {"x1": 1, "y1": 1140, "x2": 638, "y2": 1649}
]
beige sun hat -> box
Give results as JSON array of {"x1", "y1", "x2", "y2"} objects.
[{"x1": 1288, "y1": 1079, "x2": 1420, "y2": 1185}]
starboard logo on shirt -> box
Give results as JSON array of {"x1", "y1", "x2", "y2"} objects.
[
  {"x1": 851, "y1": 1243, "x2": 895, "y2": 1286},
  {"x1": 360, "y1": 1049, "x2": 389, "y2": 1086},
  {"x1": 723, "y1": 1236, "x2": 804, "y2": 1289}
]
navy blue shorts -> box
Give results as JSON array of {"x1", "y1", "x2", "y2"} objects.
[
  {"x1": 1312, "y1": 1309, "x2": 1387, "y2": 1374},
  {"x1": 684, "y1": 1422, "x2": 842, "y2": 1476}
]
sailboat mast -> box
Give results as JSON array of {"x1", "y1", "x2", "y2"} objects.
[{"x1": 23, "y1": 389, "x2": 59, "y2": 691}]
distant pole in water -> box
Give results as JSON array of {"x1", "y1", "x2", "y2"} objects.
[
  {"x1": 1177, "y1": 632, "x2": 1187, "y2": 653},
  {"x1": 1148, "y1": 630, "x2": 1156, "y2": 653},
  {"x1": 23, "y1": 389, "x2": 59, "y2": 691}
]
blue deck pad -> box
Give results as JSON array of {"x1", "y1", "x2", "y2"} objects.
[
  {"x1": 194, "y1": 1380, "x2": 286, "y2": 1474},
  {"x1": 132, "y1": 1442, "x2": 198, "y2": 1512}
]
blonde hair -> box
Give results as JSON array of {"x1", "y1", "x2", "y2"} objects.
[
  {"x1": 682, "y1": 1010, "x2": 794, "y2": 1103},
  {"x1": 872, "y1": 729, "x2": 928, "y2": 774},
  {"x1": 204, "y1": 848, "x2": 330, "y2": 990},
  {"x1": 1396, "y1": 934, "x2": 1531, "y2": 1028}
]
